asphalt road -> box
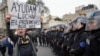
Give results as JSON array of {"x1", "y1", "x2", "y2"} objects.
[
  {"x1": 0, "y1": 46, "x2": 55, "y2": 56},
  {"x1": 37, "y1": 46, "x2": 55, "y2": 56}
]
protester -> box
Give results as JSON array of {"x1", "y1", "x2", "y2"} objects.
[
  {"x1": 0, "y1": 31, "x2": 13, "y2": 56},
  {"x1": 5, "y1": 14, "x2": 38, "y2": 56}
]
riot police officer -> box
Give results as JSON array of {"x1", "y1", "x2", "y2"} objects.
[
  {"x1": 84, "y1": 10, "x2": 100, "y2": 56},
  {"x1": 66, "y1": 20, "x2": 79, "y2": 56},
  {"x1": 61, "y1": 25, "x2": 74, "y2": 56},
  {"x1": 69, "y1": 16, "x2": 88, "y2": 56},
  {"x1": 56, "y1": 26, "x2": 65, "y2": 56}
]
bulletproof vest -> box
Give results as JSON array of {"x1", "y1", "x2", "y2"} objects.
[
  {"x1": 58, "y1": 31, "x2": 64, "y2": 38},
  {"x1": 62, "y1": 33, "x2": 70, "y2": 46},
  {"x1": 72, "y1": 30, "x2": 85, "y2": 48},
  {"x1": 50, "y1": 31, "x2": 57, "y2": 38},
  {"x1": 86, "y1": 29, "x2": 100, "y2": 45}
]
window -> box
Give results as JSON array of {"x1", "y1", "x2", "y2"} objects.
[
  {"x1": 88, "y1": 4, "x2": 94, "y2": 9},
  {"x1": 94, "y1": 11, "x2": 100, "y2": 16}
]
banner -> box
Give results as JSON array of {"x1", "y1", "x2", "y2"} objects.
[{"x1": 10, "y1": 1, "x2": 41, "y2": 29}]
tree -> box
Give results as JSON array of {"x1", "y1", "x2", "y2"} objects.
[
  {"x1": 27, "y1": 0, "x2": 36, "y2": 4},
  {"x1": 36, "y1": 0, "x2": 50, "y2": 16},
  {"x1": 41, "y1": 6, "x2": 50, "y2": 16},
  {"x1": 55, "y1": 17, "x2": 62, "y2": 21},
  {"x1": 27, "y1": 0, "x2": 50, "y2": 16}
]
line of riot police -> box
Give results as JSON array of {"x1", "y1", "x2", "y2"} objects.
[{"x1": 39, "y1": 10, "x2": 100, "y2": 56}]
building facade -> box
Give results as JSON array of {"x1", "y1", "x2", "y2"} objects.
[
  {"x1": 0, "y1": 0, "x2": 8, "y2": 34},
  {"x1": 75, "y1": 4, "x2": 98, "y2": 17},
  {"x1": 63, "y1": 4, "x2": 98, "y2": 24},
  {"x1": 42, "y1": 15, "x2": 67, "y2": 29},
  {"x1": 62, "y1": 13, "x2": 79, "y2": 24}
]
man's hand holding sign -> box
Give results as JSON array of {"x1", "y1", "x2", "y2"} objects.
[{"x1": 9, "y1": 1, "x2": 41, "y2": 29}]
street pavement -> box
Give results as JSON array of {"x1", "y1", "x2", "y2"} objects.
[
  {"x1": 37, "y1": 46, "x2": 56, "y2": 56},
  {"x1": 0, "y1": 46, "x2": 56, "y2": 56}
]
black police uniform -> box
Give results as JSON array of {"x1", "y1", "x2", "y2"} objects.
[
  {"x1": 70, "y1": 28, "x2": 88, "y2": 56},
  {"x1": 84, "y1": 29, "x2": 100, "y2": 56}
]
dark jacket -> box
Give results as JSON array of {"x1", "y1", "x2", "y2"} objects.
[
  {"x1": 67, "y1": 31, "x2": 77, "y2": 50},
  {"x1": 70, "y1": 28, "x2": 88, "y2": 56},
  {"x1": 57, "y1": 31, "x2": 64, "y2": 46},
  {"x1": 83, "y1": 29, "x2": 100, "y2": 56},
  {"x1": 6, "y1": 23, "x2": 37, "y2": 56}
]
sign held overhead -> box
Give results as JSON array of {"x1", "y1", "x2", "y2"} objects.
[{"x1": 9, "y1": 1, "x2": 41, "y2": 29}]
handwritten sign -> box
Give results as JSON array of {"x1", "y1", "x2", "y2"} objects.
[{"x1": 10, "y1": 1, "x2": 41, "y2": 29}]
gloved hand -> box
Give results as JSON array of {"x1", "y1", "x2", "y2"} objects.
[{"x1": 69, "y1": 49, "x2": 76, "y2": 55}]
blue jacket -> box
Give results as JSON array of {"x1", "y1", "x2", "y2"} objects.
[{"x1": 1, "y1": 37, "x2": 13, "y2": 55}]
